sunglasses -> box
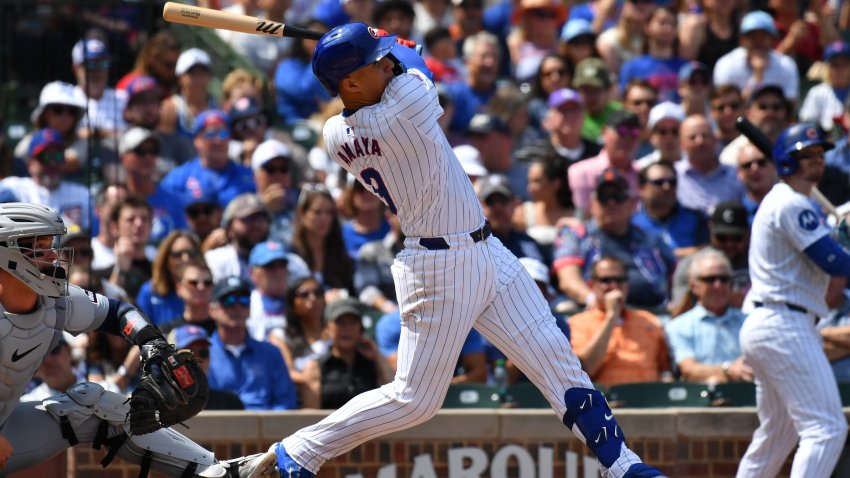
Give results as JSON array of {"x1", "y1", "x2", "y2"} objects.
[
  {"x1": 170, "y1": 249, "x2": 199, "y2": 260},
  {"x1": 594, "y1": 276, "x2": 627, "y2": 285},
  {"x1": 647, "y1": 177, "x2": 677, "y2": 188},
  {"x1": 615, "y1": 125, "x2": 641, "y2": 138},
  {"x1": 713, "y1": 101, "x2": 741, "y2": 112},
  {"x1": 696, "y1": 274, "x2": 731, "y2": 284},
  {"x1": 84, "y1": 59, "x2": 111, "y2": 70},
  {"x1": 190, "y1": 348, "x2": 210, "y2": 359},
  {"x1": 629, "y1": 98, "x2": 656, "y2": 107},
  {"x1": 485, "y1": 194, "x2": 511, "y2": 206},
  {"x1": 526, "y1": 7, "x2": 556, "y2": 19},
  {"x1": 187, "y1": 204, "x2": 217, "y2": 218},
  {"x1": 133, "y1": 146, "x2": 159, "y2": 157},
  {"x1": 295, "y1": 288, "x2": 322, "y2": 299},
  {"x1": 597, "y1": 193, "x2": 630, "y2": 205},
  {"x1": 714, "y1": 233, "x2": 744, "y2": 243},
  {"x1": 202, "y1": 129, "x2": 230, "y2": 140},
  {"x1": 739, "y1": 158, "x2": 770, "y2": 170},
  {"x1": 262, "y1": 162, "x2": 290, "y2": 175},
  {"x1": 37, "y1": 151, "x2": 65, "y2": 164},
  {"x1": 654, "y1": 127, "x2": 679, "y2": 137},
  {"x1": 219, "y1": 294, "x2": 251, "y2": 308},
  {"x1": 185, "y1": 278, "x2": 213, "y2": 288},
  {"x1": 756, "y1": 102, "x2": 784, "y2": 112},
  {"x1": 542, "y1": 68, "x2": 567, "y2": 79},
  {"x1": 47, "y1": 104, "x2": 79, "y2": 116},
  {"x1": 234, "y1": 115, "x2": 267, "y2": 135}
]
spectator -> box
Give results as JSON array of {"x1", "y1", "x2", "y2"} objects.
[
  {"x1": 292, "y1": 186, "x2": 355, "y2": 295},
  {"x1": 541, "y1": 88, "x2": 601, "y2": 164},
  {"x1": 771, "y1": 0, "x2": 840, "y2": 74},
  {"x1": 116, "y1": 30, "x2": 181, "y2": 97},
  {"x1": 274, "y1": 19, "x2": 332, "y2": 126},
  {"x1": 252, "y1": 139, "x2": 299, "y2": 246},
  {"x1": 302, "y1": 298, "x2": 394, "y2": 409},
  {"x1": 157, "y1": 260, "x2": 217, "y2": 336},
  {"x1": 635, "y1": 101, "x2": 685, "y2": 168},
  {"x1": 818, "y1": 277, "x2": 850, "y2": 381},
  {"x1": 20, "y1": 339, "x2": 80, "y2": 402},
  {"x1": 340, "y1": 179, "x2": 391, "y2": 259},
  {"x1": 83, "y1": 331, "x2": 135, "y2": 395},
  {"x1": 568, "y1": 256, "x2": 671, "y2": 387},
  {"x1": 282, "y1": 277, "x2": 332, "y2": 404},
  {"x1": 595, "y1": 0, "x2": 653, "y2": 78},
  {"x1": 106, "y1": 195, "x2": 155, "y2": 300},
  {"x1": 221, "y1": 68, "x2": 265, "y2": 112},
  {"x1": 709, "y1": 84, "x2": 745, "y2": 150},
  {"x1": 621, "y1": 79, "x2": 658, "y2": 159},
  {"x1": 719, "y1": 84, "x2": 791, "y2": 167},
  {"x1": 247, "y1": 240, "x2": 290, "y2": 350},
  {"x1": 489, "y1": 83, "x2": 543, "y2": 154},
  {"x1": 446, "y1": 31, "x2": 501, "y2": 133},
  {"x1": 159, "y1": 48, "x2": 219, "y2": 139},
  {"x1": 632, "y1": 161, "x2": 709, "y2": 258},
  {"x1": 313, "y1": 0, "x2": 376, "y2": 28},
  {"x1": 135, "y1": 230, "x2": 200, "y2": 327},
  {"x1": 568, "y1": 110, "x2": 641, "y2": 217},
  {"x1": 61, "y1": 225, "x2": 129, "y2": 301},
  {"x1": 168, "y1": 325, "x2": 244, "y2": 410},
  {"x1": 555, "y1": 168, "x2": 676, "y2": 310},
  {"x1": 423, "y1": 26, "x2": 466, "y2": 84},
  {"x1": 161, "y1": 109, "x2": 256, "y2": 208},
  {"x1": 373, "y1": 0, "x2": 416, "y2": 39},
  {"x1": 181, "y1": 179, "x2": 223, "y2": 243},
  {"x1": 413, "y1": 0, "x2": 453, "y2": 39},
  {"x1": 713, "y1": 11, "x2": 799, "y2": 102},
  {"x1": 677, "y1": 0, "x2": 739, "y2": 70},
  {"x1": 207, "y1": 276, "x2": 298, "y2": 410},
  {"x1": 799, "y1": 41, "x2": 850, "y2": 132},
  {"x1": 216, "y1": 0, "x2": 292, "y2": 75},
  {"x1": 117, "y1": 127, "x2": 187, "y2": 243},
  {"x1": 506, "y1": 0, "x2": 567, "y2": 83},
  {"x1": 558, "y1": 18, "x2": 598, "y2": 67},
  {"x1": 90, "y1": 183, "x2": 128, "y2": 275},
  {"x1": 618, "y1": 6, "x2": 687, "y2": 103},
  {"x1": 467, "y1": 112, "x2": 528, "y2": 198},
  {"x1": 736, "y1": 142, "x2": 777, "y2": 223},
  {"x1": 677, "y1": 61, "x2": 712, "y2": 118},
  {"x1": 453, "y1": 144, "x2": 488, "y2": 184},
  {"x1": 478, "y1": 174, "x2": 546, "y2": 262},
  {"x1": 527, "y1": 54, "x2": 572, "y2": 130},
  {"x1": 354, "y1": 211, "x2": 403, "y2": 313},
  {"x1": 225, "y1": 96, "x2": 269, "y2": 167},
  {"x1": 665, "y1": 249, "x2": 752, "y2": 384},
  {"x1": 205, "y1": 193, "x2": 272, "y2": 283},
  {"x1": 448, "y1": 0, "x2": 485, "y2": 50},
  {"x1": 0, "y1": 129, "x2": 92, "y2": 230},
  {"x1": 675, "y1": 114, "x2": 744, "y2": 216},
  {"x1": 71, "y1": 38, "x2": 127, "y2": 140},
  {"x1": 671, "y1": 201, "x2": 751, "y2": 309},
  {"x1": 572, "y1": 57, "x2": 621, "y2": 143}
]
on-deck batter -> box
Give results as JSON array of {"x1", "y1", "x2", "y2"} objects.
[
  {"x1": 737, "y1": 123, "x2": 850, "y2": 478},
  {"x1": 232, "y1": 22, "x2": 666, "y2": 478}
]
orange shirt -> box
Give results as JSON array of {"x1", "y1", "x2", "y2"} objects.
[{"x1": 568, "y1": 308, "x2": 671, "y2": 387}]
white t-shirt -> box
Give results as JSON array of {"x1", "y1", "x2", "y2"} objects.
[{"x1": 0, "y1": 177, "x2": 92, "y2": 230}]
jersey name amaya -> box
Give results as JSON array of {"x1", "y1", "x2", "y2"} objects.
[{"x1": 335, "y1": 135, "x2": 383, "y2": 166}]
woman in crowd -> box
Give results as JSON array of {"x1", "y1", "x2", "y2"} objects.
[
  {"x1": 527, "y1": 53, "x2": 573, "y2": 129},
  {"x1": 135, "y1": 230, "x2": 201, "y2": 327},
  {"x1": 677, "y1": 0, "x2": 739, "y2": 70},
  {"x1": 116, "y1": 29, "x2": 182, "y2": 97},
  {"x1": 159, "y1": 48, "x2": 219, "y2": 138},
  {"x1": 618, "y1": 6, "x2": 686, "y2": 102},
  {"x1": 513, "y1": 153, "x2": 573, "y2": 261},
  {"x1": 596, "y1": 0, "x2": 654, "y2": 83},
  {"x1": 281, "y1": 277, "x2": 332, "y2": 406},
  {"x1": 506, "y1": 0, "x2": 568, "y2": 83}
]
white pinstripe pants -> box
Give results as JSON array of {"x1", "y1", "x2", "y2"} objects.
[
  {"x1": 283, "y1": 235, "x2": 642, "y2": 476},
  {"x1": 737, "y1": 306, "x2": 848, "y2": 478}
]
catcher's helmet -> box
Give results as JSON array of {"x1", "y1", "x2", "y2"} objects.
[
  {"x1": 0, "y1": 203, "x2": 70, "y2": 297},
  {"x1": 773, "y1": 122, "x2": 833, "y2": 177},
  {"x1": 312, "y1": 22, "x2": 397, "y2": 97}
]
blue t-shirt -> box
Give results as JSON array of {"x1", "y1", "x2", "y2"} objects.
[
  {"x1": 147, "y1": 186, "x2": 189, "y2": 244},
  {"x1": 274, "y1": 57, "x2": 332, "y2": 125},
  {"x1": 161, "y1": 157, "x2": 256, "y2": 209},
  {"x1": 664, "y1": 304, "x2": 745, "y2": 366},
  {"x1": 619, "y1": 55, "x2": 688, "y2": 103},
  {"x1": 632, "y1": 205, "x2": 709, "y2": 251},
  {"x1": 341, "y1": 219, "x2": 391, "y2": 259},
  {"x1": 135, "y1": 281, "x2": 184, "y2": 327},
  {"x1": 312, "y1": 0, "x2": 349, "y2": 28},
  {"x1": 446, "y1": 81, "x2": 497, "y2": 133},
  {"x1": 568, "y1": 2, "x2": 619, "y2": 31}
]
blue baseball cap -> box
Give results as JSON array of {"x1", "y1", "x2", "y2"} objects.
[
  {"x1": 72, "y1": 38, "x2": 110, "y2": 66},
  {"x1": 28, "y1": 128, "x2": 65, "y2": 157},
  {"x1": 560, "y1": 19, "x2": 594, "y2": 43},
  {"x1": 193, "y1": 109, "x2": 229, "y2": 136},
  {"x1": 678, "y1": 61, "x2": 710, "y2": 84},
  {"x1": 249, "y1": 240, "x2": 290, "y2": 267},
  {"x1": 824, "y1": 41, "x2": 850, "y2": 62},
  {"x1": 740, "y1": 11, "x2": 777, "y2": 37},
  {"x1": 125, "y1": 75, "x2": 159, "y2": 102},
  {"x1": 547, "y1": 88, "x2": 583, "y2": 109},
  {"x1": 171, "y1": 325, "x2": 211, "y2": 349},
  {"x1": 182, "y1": 175, "x2": 219, "y2": 209}
]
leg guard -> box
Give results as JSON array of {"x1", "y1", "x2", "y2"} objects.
[
  {"x1": 41, "y1": 382, "x2": 228, "y2": 478},
  {"x1": 562, "y1": 387, "x2": 624, "y2": 469}
]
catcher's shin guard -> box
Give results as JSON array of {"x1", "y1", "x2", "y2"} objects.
[{"x1": 41, "y1": 382, "x2": 227, "y2": 477}]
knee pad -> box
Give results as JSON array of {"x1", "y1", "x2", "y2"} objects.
[
  {"x1": 562, "y1": 387, "x2": 624, "y2": 468},
  {"x1": 41, "y1": 382, "x2": 227, "y2": 477}
]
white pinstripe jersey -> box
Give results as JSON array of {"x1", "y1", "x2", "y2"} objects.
[
  {"x1": 748, "y1": 182, "x2": 831, "y2": 316},
  {"x1": 323, "y1": 69, "x2": 484, "y2": 237}
]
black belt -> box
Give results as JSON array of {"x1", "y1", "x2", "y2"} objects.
[
  {"x1": 753, "y1": 301, "x2": 810, "y2": 315},
  {"x1": 418, "y1": 221, "x2": 491, "y2": 250}
]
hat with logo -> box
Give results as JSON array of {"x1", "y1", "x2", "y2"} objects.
[
  {"x1": 249, "y1": 240, "x2": 290, "y2": 267},
  {"x1": 561, "y1": 18, "x2": 594, "y2": 43},
  {"x1": 59, "y1": 223, "x2": 91, "y2": 248},
  {"x1": 72, "y1": 38, "x2": 110, "y2": 66},
  {"x1": 477, "y1": 173, "x2": 514, "y2": 200},
  {"x1": 710, "y1": 201, "x2": 749, "y2": 235},
  {"x1": 324, "y1": 297, "x2": 364, "y2": 323},
  {"x1": 467, "y1": 113, "x2": 509, "y2": 135},
  {"x1": 28, "y1": 128, "x2": 65, "y2": 157},
  {"x1": 824, "y1": 41, "x2": 850, "y2": 62},
  {"x1": 252, "y1": 139, "x2": 292, "y2": 171},
  {"x1": 119, "y1": 127, "x2": 159, "y2": 155},
  {"x1": 125, "y1": 75, "x2": 160, "y2": 103},
  {"x1": 212, "y1": 276, "x2": 252, "y2": 302},
  {"x1": 193, "y1": 109, "x2": 229, "y2": 136},
  {"x1": 222, "y1": 193, "x2": 268, "y2": 227},
  {"x1": 228, "y1": 96, "x2": 264, "y2": 125},
  {"x1": 678, "y1": 61, "x2": 710, "y2": 84},
  {"x1": 740, "y1": 10, "x2": 778, "y2": 37},
  {"x1": 31, "y1": 81, "x2": 86, "y2": 123},
  {"x1": 175, "y1": 48, "x2": 212, "y2": 76},
  {"x1": 573, "y1": 58, "x2": 610, "y2": 89},
  {"x1": 595, "y1": 168, "x2": 630, "y2": 193},
  {"x1": 183, "y1": 175, "x2": 219, "y2": 209},
  {"x1": 171, "y1": 325, "x2": 211, "y2": 349},
  {"x1": 547, "y1": 88, "x2": 583, "y2": 109},
  {"x1": 647, "y1": 101, "x2": 685, "y2": 130},
  {"x1": 453, "y1": 144, "x2": 487, "y2": 178}
]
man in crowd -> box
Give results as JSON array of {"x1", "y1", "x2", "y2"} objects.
[
  {"x1": 737, "y1": 142, "x2": 777, "y2": 222},
  {"x1": 252, "y1": 139, "x2": 299, "y2": 245},
  {"x1": 446, "y1": 31, "x2": 501, "y2": 133},
  {"x1": 541, "y1": 88, "x2": 601, "y2": 164},
  {"x1": 636, "y1": 102, "x2": 685, "y2": 168},
  {"x1": 107, "y1": 195, "x2": 156, "y2": 300},
  {"x1": 573, "y1": 58, "x2": 621, "y2": 143},
  {"x1": 477, "y1": 174, "x2": 546, "y2": 262},
  {"x1": 719, "y1": 84, "x2": 791, "y2": 167},
  {"x1": 709, "y1": 84, "x2": 746, "y2": 150}
]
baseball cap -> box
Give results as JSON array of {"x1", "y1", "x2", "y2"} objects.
[
  {"x1": 222, "y1": 193, "x2": 268, "y2": 227},
  {"x1": 647, "y1": 101, "x2": 685, "y2": 131},
  {"x1": 595, "y1": 168, "x2": 630, "y2": 193},
  {"x1": 119, "y1": 127, "x2": 159, "y2": 155},
  {"x1": 605, "y1": 110, "x2": 640, "y2": 129},
  {"x1": 477, "y1": 173, "x2": 514, "y2": 200},
  {"x1": 249, "y1": 240, "x2": 290, "y2": 267},
  {"x1": 710, "y1": 201, "x2": 749, "y2": 235},
  {"x1": 560, "y1": 18, "x2": 594, "y2": 43},
  {"x1": 511, "y1": 0, "x2": 567, "y2": 25},
  {"x1": 71, "y1": 38, "x2": 110, "y2": 66},
  {"x1": 252, "y1": 139, "x2": 292, "y2": 171},
  {"x1": 170, "y1": 325, "x2": 211, "y2": 349},
  {"x1": 193, "y1": 109, "x2": 229, "y2": 136},
  {"x1": 28, "y1": 128, "x2": 65, "y2": 157},
  {"x1": 324, "y1": 297, "x2": 364, "y2": 323},
  {"x1": 183, "y1": 175, "x2": 219, "y2": 209},
  {"x1": 175, "y1": 48, "x2": 212, "y2": 76},
  {"x1": 0, "y1": 188, "x2": 18, "y2": 204},
  {"x1": 748, "y1": 83, "x2": 786, "y2": 105},
  {"x1": 453, "y1": 145, "x2": 487, "y2": 178},
  {"x1": 212, "y1": 276, "x2": 252, "y2": 302},
  {"x1": 573, "y1": 58, "x2": 610, "y2": 89},
  {"x1": 467, "y1": 113, "x2": 508, "y2": 135},
  {"x1": 228, "y1": 96, "x2": 264, "y2": 125},
  {"x1": 519, "y1": 257, "x2": 551, "y2": 286},
  {"x1": 547, "y1": 88, "x2": 583, "y2": 109},
  {"x1": 824, "y1": 41, "x2": 850, "y2": 62},
  {"x1": 678, "y1": 61, "x2": 710, "y2": 85},
  {"x1": 59, "y1": 223, "x2": 90, "y2": 248},
  {"x1": 30, "y1": 81, "x2": 86, "y2": 123},
  {"x1": 740, "y1": 10, "x2": 778, "y2": 37},
  {"x1": 125, "y1": 75, "x2": 159, "y2": 103}
]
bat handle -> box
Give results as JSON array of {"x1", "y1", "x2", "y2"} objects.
[{"x1": 283, "y1": 24, "x2": 323, "y2": 40}]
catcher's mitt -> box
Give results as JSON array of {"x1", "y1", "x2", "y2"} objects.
[{"x1": 129, "y1": 339, "x2": 209, "y2": 435}]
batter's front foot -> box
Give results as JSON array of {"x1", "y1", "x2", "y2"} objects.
[
  {"x1": 275, "y1": 443, "x2": 315, "y2": 478},
  {"x1": 623, "y1": 463, "x2": 667, "y2": 478}
]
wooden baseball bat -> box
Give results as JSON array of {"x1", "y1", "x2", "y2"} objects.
[
  {"x1": 162, "y1": 2, "x2": 323, "y2": 40},
  {"x1": 735, "y1": 116, "x2": 840, "y2": 218}
]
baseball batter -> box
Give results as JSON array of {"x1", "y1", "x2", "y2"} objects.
[
  {"x1": 0, "y1": 203, "x2": 228, "y2": 477},
  {"x1": 233, "y1": 22, "x2": 665, "y2": 478},
  {"x1": 737, "y1": 123, "x2": 850, "y2": 477}
]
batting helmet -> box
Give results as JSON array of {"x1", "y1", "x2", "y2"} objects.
[
  {"x1": 772, "y1": 122, "x2": 833, "y2": 177},
  {"x1": 312, "y1": 23, "x2": 397, "y2": 97}
]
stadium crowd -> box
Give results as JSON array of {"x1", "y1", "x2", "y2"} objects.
[{"x1": 8, "y1": 0, "x2": 850, "y2": 410}]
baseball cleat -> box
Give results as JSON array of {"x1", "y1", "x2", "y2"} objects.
[
  {"x1": 275, "y1": 443, "x2": 316, "y2": 478},
  {"x1": 227, "y1": 448, "x2": 279, "y2": 477},
  {"x1": 623, "y1": 463, "x2": 668, "y2": 478}
]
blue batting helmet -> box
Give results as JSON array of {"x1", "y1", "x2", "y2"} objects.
[
  {"x1": 312, "y1": 23, "x2": 397, "y2": 97},
  {"x1": 772, "y1": 122, "x2": 833, "y2": 177}
]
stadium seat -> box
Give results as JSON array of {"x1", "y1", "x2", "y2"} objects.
[
  {"x1": 837, "y1": 381, "x2": 850, "y2": 407},
  {"x1": 442, "y1": 383, "x2": 503, "y2": 409},
  {"x1": 710, "y1": 382, "x2": 756, "y2": 407},
  {"x1": 605, "y1": 382, "x2": 711, "y2": 408},
  {"x1": 503, "y1": 383, "x2": 550, "y2": 408}
]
